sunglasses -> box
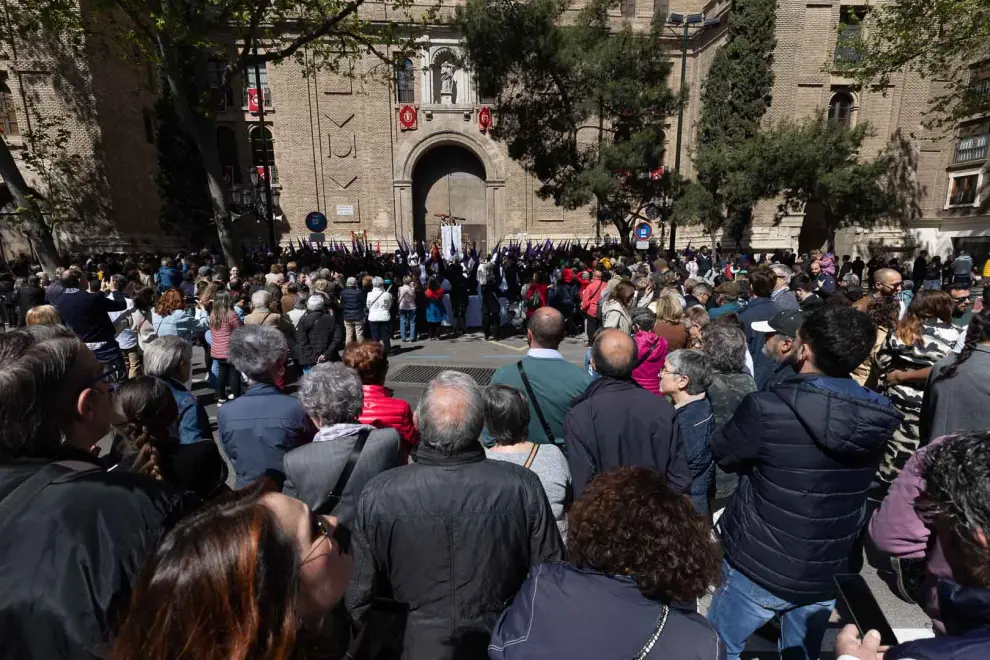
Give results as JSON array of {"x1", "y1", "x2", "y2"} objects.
[{"x1": 310, "y1": 512, "x2": 351, "y2": 556}]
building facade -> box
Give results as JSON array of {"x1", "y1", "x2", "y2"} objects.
[{"x1": 2, "y1": 0, "x2": 989, "y2": 262}]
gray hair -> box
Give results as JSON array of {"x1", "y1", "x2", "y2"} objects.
[
  {"x1": 770, "y1": 264, "x2": 792, "y2": 284},
  {"x1": 306, "y1": 294, "x2": 325, "y2": 311},
  {"x1": 251, "y1": 289, "x2": 272, "y2": 310},
  {"x1": 228, "y1": 325, "x2": 288, "y2": 383},
  {"x1": 482, "y1": 384, "x2": 530, "y2": 446},
  {"x1": 690, "y1": 283, "x2": 713, "y2": 298},
  {"x1": 143, "y1": 336, "x2": 194, "y2": 381},
  {"x1": 417, "y1": 371, "x2": 484, "y2": 454},
  {"x1": 631, "y1": 306, "x2": 656, "y2": 331},
  {"x1": 372, "y1": 276, "x2": 385, "y2": 289},
  {"x1": 701, "y1": 322, "x2": 748, "y2": 373},
  {"x1": 294, "y1": 293, "x2": 310, "y2": 311},
  {"x1": 298, "y1": 362, "x2": 364, "y2": 426},
  {"x1": 666, "y1": 349, "x2": 713, "y2": 395}
]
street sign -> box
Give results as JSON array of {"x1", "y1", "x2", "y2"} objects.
[
  {"x1": 635, "y1": 240, "x2": 649, "y2": 250},
  {"x1": 310, "y1": 232, "x2": 326, "y2": 244},
  {"x1": 305, "y1": 211, "x2": 328, "y2": 233},
  {"x1": 336, "y1": 204, "x2": 355, "y2": 216},
  {"x1": 634, "y1": 222, "x2": 653, "y2": 241}
]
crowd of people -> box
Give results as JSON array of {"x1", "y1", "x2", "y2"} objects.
[{"x1": 0, "y1": 239, "x2": 989, "y2": 660}]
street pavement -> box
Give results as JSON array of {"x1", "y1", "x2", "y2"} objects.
[{"x1": 184, "y1": 329, "x2": 932, "y2": 659}]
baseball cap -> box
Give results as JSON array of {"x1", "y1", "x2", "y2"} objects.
[{"x1": 751, "y1": 309, "x2": 805, "y2": 337}]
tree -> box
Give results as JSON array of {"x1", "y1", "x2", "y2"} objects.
[
  {"x1": 680, "y1": 0, "x2": 777, "y2": 247},
  {"x1": 850, "y1": 0, "x2": 990, "y2": 127},
  {"x1": 6, "y1": 0, "x2": 426, "y2": 265},
  {"x1": 741, "y1": 115, "x2": 920, "y2": 250},
  {"x1": 0, "y1": 108, "x2": 111, "y2": 270},
  {"x1": 458, "y1": 0, "x2": 678, "y2": 249}
]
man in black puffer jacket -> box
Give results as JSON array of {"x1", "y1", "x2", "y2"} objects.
[
  {"x1": 348, "y1": 371, "x2": 564, "y2": 660},
  {"x1": 339, "y1": 276, "x2": 367, "y2": 343},
  {"x1": 706, "y1": 306, "x2": 902, "y2": 660}
]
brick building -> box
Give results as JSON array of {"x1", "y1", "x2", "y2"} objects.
[{"x1": 2, "y1": 0, "x2": 989, "y2": 262}]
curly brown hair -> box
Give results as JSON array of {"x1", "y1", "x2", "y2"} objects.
[
  {"x1": 567, "y1": 467, "x2": 721, "y2": 602},
  {"x1": 154, "y1": 289, "x2": 186, "y2": 317},
  {"x1": 342, "y1": 340, "x2": 388, "y2": 385}
]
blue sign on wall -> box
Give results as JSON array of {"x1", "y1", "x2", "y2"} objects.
[
  {"x1": 634, "y1": 222, "x2": 653, "y2": 240},
  {"x1": 305, "y1": 211, "x2": 328, "y2": 233}
]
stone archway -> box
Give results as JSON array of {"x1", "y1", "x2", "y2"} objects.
[
  {"x1": 393, "y1": 131, "x2": 505, "y2": 255},
  {"x1": 413, "y1": 145, "x2": 489, "y2": 253}
]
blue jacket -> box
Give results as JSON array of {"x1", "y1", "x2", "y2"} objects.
[
  {"x1": 152, "y1": 309, "x2": 200, "y2": 340},
  {"x1": 489, "y1": 562, "x2": 724, "y2": 660},
  {"x1": 738, "y1": 296, "x2": 779, "y2": 358},
  {"x1": 164, "y1": 378, "x2": 211, "y2": 445},
  {"x1": 217, "y1": 383, "x2": 316, "y2": 488},
  {"x1": 674, "y1": 397, "x2": 715, "y2": 516},
  {"x1": 708, "y1": 300, "x2": 742, "y2": 319},
  {"x1": 339, "y1": 287, "x2": 367, "y2": 321},
  {"x1": 157, "y1": 266, "x2": 179, "y2": 292},
  {"x1": 712, "y1": 373, "x2": 902, "y2": 604},
  {"x1": 887, "y1": 581, "x2": 990, "y2": 660}
]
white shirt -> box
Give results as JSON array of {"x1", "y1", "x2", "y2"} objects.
[
  {"x1": 527, "y1": 348, "x2": 564, "y2": 360},
  {"x1": 108, "y1": 295, "x2": 137, "y2": 350}
]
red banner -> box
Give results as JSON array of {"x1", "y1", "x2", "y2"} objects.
[
  {"x1": 398, "y1": 104, "x2": 417, "y2": 130},
  {"x1": 650, "y1": 167, "x2": 665, "y2": 181},
  {"x1": 247, "y1": 88, "x2": 262, "y2": 113},
  {"x1": 478, "y1": 106, "x2": 492, "y2": 132}
]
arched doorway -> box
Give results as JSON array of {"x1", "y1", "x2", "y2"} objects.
[{"x1": 412, "y1": 145, "x2": 488, "y2": 253}]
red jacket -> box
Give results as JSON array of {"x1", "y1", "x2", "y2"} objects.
[{"x1": 357, "y1": 384, "x2": 420, "y2": 463}]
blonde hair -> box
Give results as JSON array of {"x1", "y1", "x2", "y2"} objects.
[
  {"x1": 26, "y1": 305, "x2": 61, "y2": 326},
  {"x1": 654, "y1": 294, "x2": 684, "y2": 324}
]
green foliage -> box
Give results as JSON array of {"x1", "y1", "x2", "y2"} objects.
[
  {"x1": 458, "y1": 0, "x2": 677, "y2": 246},
  {"x1": 849, "y1": 0, "x2": 990, "y2": 128},
  {"x1": 685, "y1": 0, "x2": 777, "y2": 243},
  {"x1": 740, "y1": 115, "x2": 919, "y2": 241},
  {"x1": 17, "y1": 111, "x2": 111, "y2": 236}
]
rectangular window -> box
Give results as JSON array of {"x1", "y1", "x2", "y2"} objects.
[
  {"x1": 243, "y1": 65, "x2": 273, "y2": 108},
  {"x1": 954, "y1": 135, "x2": 989, "y2": 163},
  {"x1": 621, "y1": 0, "x2": 636, "y2": 17},
  {"x1": 947, "y1": 173, "x2": 981, "y2": 207},
  {"x1": 207, "y1": 60, "x2": 235, "y2": 111},
  {"x1": 835, "y1": 7, "x2": 866, "y2": 66}
]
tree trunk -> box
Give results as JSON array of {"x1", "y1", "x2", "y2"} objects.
[
  {"x1": 157, "y1": 38, "x2": 239, "y2": 267},
  {"x1": 0, "y1": 138, "x2": 61, "y2": 272}
]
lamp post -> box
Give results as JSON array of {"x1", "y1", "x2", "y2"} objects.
[
  {"x1": 252, "y1": 45, "x2": 277, "y2": 250},
  {"x1": 230, "y1": 172, "x2": 280, "y2": 243},
  {"x1": 666, "y1": 12, "x2": 720, "y2": 254}
]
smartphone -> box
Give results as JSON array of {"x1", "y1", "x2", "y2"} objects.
[{"x1": 834, "y1": 574, "x2": 899, "y2": 647}]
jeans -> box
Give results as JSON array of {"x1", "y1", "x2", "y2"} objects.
[
  {"x1": 214, "y1": 357, "x2": 242, "y2": 402},
  {"x1": 399, "y1": 309, "x2": 416, "y2": 342},
  {"x1": 92, "y1": 341, "x2": 128, "y2": 382},
  {"x1": 369, "y1": 320, "x2": 391, "y2": 354},
  {"x1": 707, "y1": 560, "x2": 835, "y2": 660},
  {"x1": 344, "y1": 319, "x2": 364, "y2": 344}
]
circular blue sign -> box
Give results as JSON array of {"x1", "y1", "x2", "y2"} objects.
[
  {"x1": 305, "y1": 211, "x2": 328, "y2": 233},
  {"x1": 634, "y1": 222, "x2": 653, "y2": 240}
]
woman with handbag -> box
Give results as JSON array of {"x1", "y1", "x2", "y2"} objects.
[{"x1": 489, "y1": 467, "x2": 724, "y2": 659}]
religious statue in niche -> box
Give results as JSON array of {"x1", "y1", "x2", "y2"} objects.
[{"x1": 433, "y1": 53, "x2": 458, "y2": 104}]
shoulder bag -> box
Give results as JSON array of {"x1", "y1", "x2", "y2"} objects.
[
  {"x1": 523, "y1": 443, "x2": 540, "y2": 469},
  {"x1": 517, "y1": 361, "x2": 555, "y2": 444},
  {"x1": 316, "y1": 429, "x2": 371, "y2": 515},
  {"x1": 633, "y1": 605, "x2": 670, "y2": 659},
  {"x1": 0, "y1": 462, "x2": 99, "y2": 529},
  {"x1": 634, "y1": 339, "x2": 661, "y2": 369}
]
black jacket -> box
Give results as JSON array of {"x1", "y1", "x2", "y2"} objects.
[
  {"x1": 0, "y1": 454, "x2": 199, "y2": 660},
  {"x1": 563, "y1": 377, "x2": 691, "y2": 499},
  {"x1": 54, "y1": 289, "x2": 126, "y2": 344},
  {"x1": 340, "y1": 286, "x2": 367, "y2": 322},
  {"x1": 886, "y1": 580, "x2": 990, "y2": 660},
  {"x1": 712, "y1": 374, "x2": 902, "y2": 604},
  {"x1": 347, "y1": 445, "x2": 564, "y2": 660},
  {"x1": 17, "y1": 284, "x2": 46, "y2": 325},
  {"x1": 490, "y1": 562, "x2": 724, "y2": 660},
  {"x1": 295, "y1": 308, "x2": 344, "y2": 365}
]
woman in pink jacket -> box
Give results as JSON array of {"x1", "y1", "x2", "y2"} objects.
[{"x1": 630, "y1": 307, "x2": 668, "y2": 395}]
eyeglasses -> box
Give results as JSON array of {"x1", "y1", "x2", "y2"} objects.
[
  {"x1": 951, "y1": 296, "x2": 971, "y2": 304},
  {"x1": 660, "y1": 369, "x2": 683, "y2": 377},
  {"x1": 308, "y1": 512, "x2": 351, "y2": 558},
  {"x1": 78, "y1": 368, "x2": 121, "y2": 395}
]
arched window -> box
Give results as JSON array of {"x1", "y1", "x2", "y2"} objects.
[
  {"x1": 396, "y1": 58, "x2": 415, "y2": 104},
  {"x1": 828, "y1": 91, "x2": 854, "y2": 126},
  {"x1": 216, "y1": 126, "x2": 240, "y2": 186},
  {"x1": 0, "y1": 82, "x2": 20, "y2": 137},
  {"x1": 249, "y1": 126, "x2": 277, "y2": 182}
]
